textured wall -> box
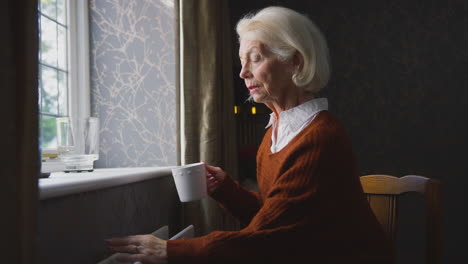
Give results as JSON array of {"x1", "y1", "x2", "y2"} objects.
[
  {"x1": 230, "y1": 0, "x2": 468, "y2": 263},
  {"x1": 89, "y1": 0, "x2": 176, "y2": 167}
]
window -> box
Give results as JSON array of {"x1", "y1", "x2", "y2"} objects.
[
  {"x1": 38, "y1": 0, "x2": 68, "y2": 150},
  {"x1": 38, "y1": 0, "x2": 90, "y2": 153}
]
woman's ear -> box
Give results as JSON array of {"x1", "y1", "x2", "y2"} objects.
[
  {"x1": 292, "y1": 51, "x2": 304, "y2": 73},
  {"x1": 290, "y1": 51, "x2": 304, "y2": 84}
]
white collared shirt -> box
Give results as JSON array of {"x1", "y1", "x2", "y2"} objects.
[{"x1": 266, "y1": 98, "x2": 328, "y2": 153}]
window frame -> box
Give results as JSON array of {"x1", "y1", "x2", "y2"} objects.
[{"x1": 68, "y1": 0, "x2": 91, "y2": 124}]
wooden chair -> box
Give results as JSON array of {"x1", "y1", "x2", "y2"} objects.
[{"x1": 360, "y1": 175, "x2": 443, "y2": 264}]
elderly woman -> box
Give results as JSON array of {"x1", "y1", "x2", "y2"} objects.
[{"x1": 106, "y1": 6, "x2": 394, "y2": 264}]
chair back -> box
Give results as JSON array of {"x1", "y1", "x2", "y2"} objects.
[{"x1": 360, "y1": 175, "x2": 442, "y2": 264}]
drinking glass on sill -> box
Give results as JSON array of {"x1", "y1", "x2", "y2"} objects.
[{"x1": 56, "y1": 117, "x2": 99, "y2": 172}]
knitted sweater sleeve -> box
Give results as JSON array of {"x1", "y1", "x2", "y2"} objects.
[
  {"x1": 210, "y1": 175, "x2": 263, "y2": 225},
  {"x1": 167, "y1": 132, "x2": 324, "y2": 263}
]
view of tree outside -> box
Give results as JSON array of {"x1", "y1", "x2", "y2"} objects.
[{"x1": 38, "y1": 0, "x2": 68, "y2": 150}]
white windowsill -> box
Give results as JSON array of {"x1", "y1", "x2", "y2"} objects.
[{"x1": 39, "y1": 167, "x2": 175, "y2": 200}]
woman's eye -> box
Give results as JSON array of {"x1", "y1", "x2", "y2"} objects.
[{"x1": 250, "y1": 54, "x2": 261, "y2": 62}]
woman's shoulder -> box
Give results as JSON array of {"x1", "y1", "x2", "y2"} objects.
[
  {"x1": 300, "y1": 110, "x2": 350, "y2": 145},
  {"x1": 308, "y1": 110, "x2": 346, "y2": 133},
  {"x1": 312, "y1": 110, "x2": 340, "y2": 125}
]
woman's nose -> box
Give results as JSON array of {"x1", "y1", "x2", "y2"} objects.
[{"x1": 239, "y1": 64, "x2": 251, "y2": 79}]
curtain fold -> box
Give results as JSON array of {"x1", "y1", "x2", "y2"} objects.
[
  {"x1": 176, "y1": 0, "x2": 240, "y2": 236},
  {"x1": 1, "y1": 0, "x2": 39, "y2": 263}
]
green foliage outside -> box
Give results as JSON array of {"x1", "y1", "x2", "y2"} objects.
[{"x1": 40, "y1": 115, "x2": 57, "y2": 149}]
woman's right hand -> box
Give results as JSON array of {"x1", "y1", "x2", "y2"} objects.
[{"x1": 203, "y1": 162, "x2": 227, "y2": 195}]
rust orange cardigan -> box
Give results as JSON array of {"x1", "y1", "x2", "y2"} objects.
[{"x1": 168, "y1": 111, "x2": 394, "y2": 263}]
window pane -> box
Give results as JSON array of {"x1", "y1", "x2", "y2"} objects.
[
  {"x1": 38, "y1": 0, "x2": 70, "y2": 152},
  {"x1": 57, "y1": 24, "x2": 67, "y2": 70},
  {"x1": 58, "y1": 70, "x2": 68, "y2": 116},
  {"x1": 41, "y1": 65, "x2": 59, "y2": 115},
  {"x1": 38, "y1": 13, "x2": 42, "y2": 62},
  {"x1": 38, "y1": 66, "x2": 43, "y2": 107},
  {"x1": 41, "y1": 0, "x2": 57, "y2": 20},
  {"x1": 40, "y1": 15, "x2": 58, "y2": 67},
  {"x1": 40, "y1": 114, "x2": 58, "y2": 150},
  {"x1": 57, "y1": 0, "x2": 66, "y2": 25}
]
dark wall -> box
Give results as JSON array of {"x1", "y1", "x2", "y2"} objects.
[{"x1": 230, "y1": 0, "x2": 468, "y2": 262}]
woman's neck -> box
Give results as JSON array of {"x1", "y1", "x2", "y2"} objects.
[{"x1": 267, "y1": 93, "x2": 315, "y2": 119}]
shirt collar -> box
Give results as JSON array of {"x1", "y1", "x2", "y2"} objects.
[{"x1": 265, "y1": 98, "x2": 328, "y2": 129}]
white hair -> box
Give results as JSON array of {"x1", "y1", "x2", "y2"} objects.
[{"x1": 236, "y1": 6, "x2": 330, "y2": 94}]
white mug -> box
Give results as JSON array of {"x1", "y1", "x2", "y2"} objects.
[{"x1": 171, "y1": 162, "x2": 207, "y2": 202}]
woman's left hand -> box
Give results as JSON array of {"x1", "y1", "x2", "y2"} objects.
[{"x1": 106, "y1": 234, "x2": 167, "y2": 264}]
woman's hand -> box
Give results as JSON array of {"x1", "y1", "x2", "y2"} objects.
[
  {"x1": 106, "y1": 234, "x2": 167, "y2": 264},
  {"x1": 203, "y1": 162, "x2": 227, "y2": 195}
]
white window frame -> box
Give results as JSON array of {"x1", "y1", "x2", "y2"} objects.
[
  {"x1": 68, "y1": 0, "x2": 91, "y2": 130},
  {"x1": 41, "y1": 0, "x2": 91, "y2": 172}
]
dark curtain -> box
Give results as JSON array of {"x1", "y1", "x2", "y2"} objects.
[
  {"x1": 0, "y1": 0, "x2": 39, "y2": 263},
  {"x1": 176, "y1": 0, "x2": 240, "y2": 236}
]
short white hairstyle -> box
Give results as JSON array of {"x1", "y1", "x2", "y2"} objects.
[{"x1": 236, "y1": 6, "x2": 330, "y2": 94}]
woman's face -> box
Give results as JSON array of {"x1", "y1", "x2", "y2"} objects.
[{"x1": 238, "y1": 39, "x2": 295, "y2": 105}]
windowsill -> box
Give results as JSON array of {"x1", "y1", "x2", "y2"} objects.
[{"x1": 39, "y1": 166, "x2": 175, "y2": 200}]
